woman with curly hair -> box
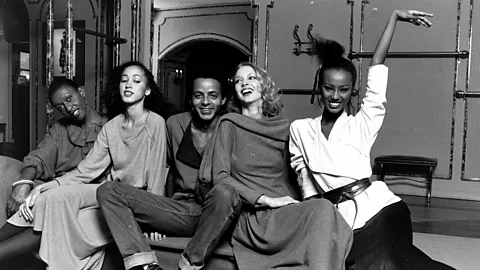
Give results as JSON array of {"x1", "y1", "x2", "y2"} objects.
[
  {"x1": 195, "y1": 62, "x2": 353, "y2": 270},
  {"x1": 2, "y1": 61, "x2": 168, "y2": 270},
  {"x1": 225, "y1": 62, "x2": 282, "y2": 117}
]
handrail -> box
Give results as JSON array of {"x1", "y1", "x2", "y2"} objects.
[
  {"x1": 348, "y1": 50, "x2": 469, "y2": 59},
  {"x1": 455, "y1": 90, "x2": 480, "y2": 98},
  {"x1": 72, "y1": 27, "x2": 127, "y2": 45}
]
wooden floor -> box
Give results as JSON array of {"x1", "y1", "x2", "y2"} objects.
[{"x1": 400, "y1": 194, "x2": 480, "y2": 238}]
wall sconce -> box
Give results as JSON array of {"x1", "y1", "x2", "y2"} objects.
[
  {"x1": 173, "y1": 69, "x2": 183, "y2": 85},
  {"x1": 293, "y1": 24, "x2": 314, "y2": 56},
  {"x1": 227, "y1": 78, "x2": 234, "y2": 87}
]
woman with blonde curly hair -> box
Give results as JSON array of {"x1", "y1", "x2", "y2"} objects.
[
  {"x1": 226, "y1": 62, "x2": 283, "y2": 117},
  {"x1": 195, "y1": 61, "x2": 353, "y2": 270}
]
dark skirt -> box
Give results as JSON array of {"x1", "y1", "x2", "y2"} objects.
[{"x1": 346, "y1": 201, "x2": 455, "y2": 270}]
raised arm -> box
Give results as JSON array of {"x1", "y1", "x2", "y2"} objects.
[{"x1": 371, "y1": 10, "x2": 433, "y2": 66}]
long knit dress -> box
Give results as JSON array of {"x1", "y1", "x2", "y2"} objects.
[
  {"x1": 198, "y1": 113, "x2": 353, "y2": 270},
  {"x1": 8, "y1": 111, "x2": 167, "y2": 270}
]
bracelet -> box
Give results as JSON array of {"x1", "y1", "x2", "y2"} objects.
[{"x1": 12, "y1": 180, "x2": 34, "y2": 188}]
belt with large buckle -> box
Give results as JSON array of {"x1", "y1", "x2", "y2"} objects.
[{"x1": 322, "y1": 178, "x2": 371, "y2": 205}]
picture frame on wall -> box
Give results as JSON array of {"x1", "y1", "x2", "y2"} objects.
[
  {"x1": 53, "y1": 28, "x2": 76, "y2": 77},
  {"x1": 43, "y1": 20, "x2": 85, "y2": 86}
]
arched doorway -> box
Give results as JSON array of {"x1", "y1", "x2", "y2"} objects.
[
  {"x1": 158, "y1": 40, "x2": 249, "y2": 113},
  {"x1": 0, "y1": 0, "x2": 30, "y2": 160}
]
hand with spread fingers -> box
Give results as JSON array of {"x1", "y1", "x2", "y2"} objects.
[
  {"x1": 18, "y1": 188, "x2": 41, "y2": 222},
  {"x1": 396, "y1": 9, "x2": 433, "y2": 27}
]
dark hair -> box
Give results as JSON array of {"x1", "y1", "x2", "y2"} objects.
[
  {"x1": 189, "y1": 70, "x2": 228, "y2": 98},
  {"x1": 311, "y1": 36, "x2": 358, "y2": 114},
  {"x1": 227, "y1": 62, "x2": 283, "y2": 118},
  {"x1": 48, "y1": 78, "x2": 79, "y2": 101},
  {"x1": 312, "y1": 36, "x2": 357, "y2": 87},
  {"x1": 102, "y1": 61, "x2": 177, "y2": 119},
  {"x1": 189, "y1": 70, "x2": 230, "y2": 116}
]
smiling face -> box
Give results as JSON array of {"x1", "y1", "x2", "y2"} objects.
[
  {"x1": 50, "y1": 85, "x2": 87, "y2": 122},
  {"x1": 234, "y1": 65, "x2": 263, "y2": 108},
  {"x1": 119, "y1": 65, "x2": 151, "y2": 106},
  {"x1": 320, "y1": 68, "x2": 353, "y2": 115},
  {"x1": 191, "y1": 78, "x2": 225, "y2": 121}
]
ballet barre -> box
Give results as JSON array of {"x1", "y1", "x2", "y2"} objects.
[{"x1": 348, "y1": 50, "x2": 469, "y2": 59}]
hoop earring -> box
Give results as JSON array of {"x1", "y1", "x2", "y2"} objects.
[
  {"x1": 347, "y1": 98, "x2": 356, "y2": 115},
  {"x1": 351, "y1": 89, "x2": 359, "y2": 97}
]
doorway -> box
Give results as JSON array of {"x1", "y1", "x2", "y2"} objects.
[
  {"x1": 158, "y1": 40, "x2": 249, "y2": 114},
  {"x1": 0, "y1": 0, "x2": 30, "y2": 160}
]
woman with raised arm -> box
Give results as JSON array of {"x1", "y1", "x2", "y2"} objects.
[
  {"x1": 196, "y1": 62, "x2": 353, "y2": 270},
  {"x1": 289, "y1": 10, "x2": 454, "y2": 269},
  {"x1": 0, "y1": 61, "x2": 168, "y2": 270}
]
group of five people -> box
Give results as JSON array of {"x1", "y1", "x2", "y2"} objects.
[{"x1": 0, "y1": 9, "x2": 455, "y2": 270}]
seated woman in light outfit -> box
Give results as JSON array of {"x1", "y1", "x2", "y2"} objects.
[
  {"x1": 196, "y1": 62, "x2": 353, "y2": 270},
  {"x1": 0, "y1": 78, "x2": 108, "y2": 267},
  {"x1": 0, "y1": 61, "x2": 169, "y2": 270},
  {"x1": 289, "y1": 9, "x2": 454, "y2": 269}
]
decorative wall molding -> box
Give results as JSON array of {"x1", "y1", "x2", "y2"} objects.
[
  {"x1": 114, "y1": 0, "x2": 121, "y2": 66},
  {"x1": 155, "y1": 3, "x2": 251, "y2": 12},
  {"x1": 156, "y1": 10, "x2": 253, "y2": 57},
  {"x1": 251, "y1": 2, "x2": 258, "y2": 64},
  {"x1": 38, "y1": 0, "x2": 98, "y2": 20},
  {"x1": 158, "y1": 34, "x2": 250, "y2": 60},
  {"x1": 131, "y1": 0, "x2": 139, "y2": 60},
  {"x1": 88, "y1": 0, "x2": 96, "y2": 17},
  {"x1": 159, "y1": 12, "x2": 253, "y2": 27},
  {"x1": 264, "y1": 0, "x2": 273, "y2": 70},
  {"x1": 138, "y1": 0, "x2": 142, "y2": 62},
  {"x1": 98, "y1": 0, "x2": 106, "y2": 110},
  {"x1": 150, "y1": 0, "x2": 155, "y2": 69}
]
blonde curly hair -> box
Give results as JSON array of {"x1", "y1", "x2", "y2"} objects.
[{"x1": 227, "y1": 62, "x2": 283, "y2": 117}]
